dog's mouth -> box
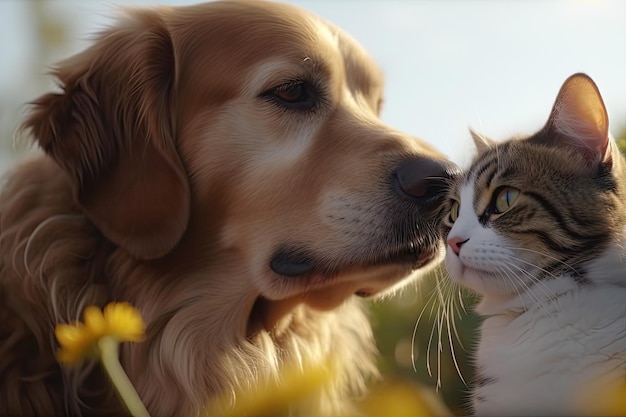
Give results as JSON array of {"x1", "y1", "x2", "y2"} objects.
[
  {"x1": 245, "y1": 240, "x2": 440, "y2": 337},
  {"x1": 269, "y1": 240, "x2": 439, "y2": 296}
]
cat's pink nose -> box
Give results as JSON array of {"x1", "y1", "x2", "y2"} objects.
[{"x1": 447, "y1": 236, "x2": 468, "y2": 255}]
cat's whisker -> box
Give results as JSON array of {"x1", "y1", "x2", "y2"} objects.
[
  {"x1": 435, "y1": 298, "x2": 448, "y2": 390},
  {"x1": 444, "y1": 292, "x2": 469, "y2": 388},
  {"x1": 431, "y1": 273, "x2": 455, "y2": 388},
  {"x1": 421, "y1": 267, "x2": 473, "y2": 387},
  {"x1": 508, "y1": 256, "x2": 569, "y2": 297},
  {"x1": 501, "y1": 260, "x2": 554, "y2": 316},
  {"x1": 411, "y1": 279, "x2": 441, "y2": 373},
  {"x1": 505, "y1": 245, "x2": 579, "y2": 276},
  {"x1": 501, "y1": 260, "x2": 564, "y2": 321},
  {"x1": 425, "y1": 308, "x2": 438, "y2": 381},
  {"x1": 450, "y1": 288, "x2": 468, "y2": 340},
  {"x1": 413, "y1": 270, "x2": 453, "y2": 376},
  {"x1": 501, "y1": 263, "x2": 545, "y2": 313},
  {"x1": 495, "y1": 264, "x2": 530, "y2": 311},
  {"x1": 457, "y1": 286, "x2": 472, "y2": 316}
]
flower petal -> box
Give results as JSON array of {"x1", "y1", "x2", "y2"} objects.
[
  {"x1": 55, "y1": 322, "x2": 96, "y2": 366},
  {"x1": 57, "y1": 346, "x2": 84, "y2": 365},
  {"x1": 55, "y1": 323, "x2": 86, "y2": 347},
  {"x1": 103, "y1": 302, "x2": 146, "y2": 342},
  {"x1": 83, "y1": 306, "x2": 107, "y2": 337}
]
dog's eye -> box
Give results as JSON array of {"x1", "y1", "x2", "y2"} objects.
[
  {"x1": 275, "y1": 83, "x2": 306, "y2": 102},
  {"x1": 262, "y1": 81, "x2": 317, "y2": 111}
]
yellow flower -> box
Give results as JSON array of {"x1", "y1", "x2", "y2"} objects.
[
  {"x1": 207, "y1": 360, "x2": 335, "y2": 417},
  {"x1": 207, "y1": 362, "x2": 455, "y2": 417},
  {"x1": 358, "y1": 378, "x2": 453, "y2": 417},
  {"x1": 582, "y1": 377, "x2": 626, "y2": 417},
  {"x1": 604, "y1": 378, "x2": 626, "y2": 416},
  {"x1": 55, "y1": 302, "x2": 150, "y2": 417},
  {"x1": 55, "y1": 302, "x2": 145, "y2": 365}
]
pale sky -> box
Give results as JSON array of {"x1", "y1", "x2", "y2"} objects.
[{"x1": 1, "y1": 0, "x2": 625, "y2": 167}]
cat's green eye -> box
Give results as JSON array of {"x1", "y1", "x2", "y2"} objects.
[
  {"x1": 449, "y1": 201, "x2": 460, "y2": 222},
  {"x1": 494, "y1": 187, "x2": 519, "y2": 213}
]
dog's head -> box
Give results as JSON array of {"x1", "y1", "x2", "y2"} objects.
[{"x1": 23, "y1": 0, "x2": 457, "y2": 325}]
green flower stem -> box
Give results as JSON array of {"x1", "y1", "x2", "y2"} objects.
[{"x1": 98, "y1": 336, "x2": 151, "y2": 417}]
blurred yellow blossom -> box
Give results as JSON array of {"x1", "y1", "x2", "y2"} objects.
[
  {"x1": 358, "y1": 378, "x2": 453, "y2": 417},
  {"x1": 206, "y1": 359, "x2": 454, "y2": 417},
  {"x1": 207, "y1": 360, "x2": 335, "y2": 417},
  {"x1": 56, "y1": 302, "x2": 145, "y2": 365},
  {"x1": 55, "y1": 302, "x2": 150, "y2": 417},
  {"x1": 582, "y1": 377, "x2": 626, "y2": 417}
]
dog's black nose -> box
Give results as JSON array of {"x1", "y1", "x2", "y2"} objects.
[{"x1": 393, "y1": 157, "x2": 459, "y2": 201}]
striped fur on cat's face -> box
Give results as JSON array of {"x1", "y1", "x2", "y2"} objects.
[{"x1": 443, "y1": 73, "x2": 626, "y2": 298}]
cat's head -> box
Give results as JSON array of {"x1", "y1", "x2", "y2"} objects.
[{"x1": 443, "y1": 73, "x2": 626, "y2": 298}]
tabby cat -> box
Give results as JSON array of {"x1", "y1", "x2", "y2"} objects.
[{"x1": 443, "y1": 73, "x2": 626, "y2": 416}]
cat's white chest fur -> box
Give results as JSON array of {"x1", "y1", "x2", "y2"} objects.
[{"x1": 474, "y1": 283, "x2": 626, "y2": 416}]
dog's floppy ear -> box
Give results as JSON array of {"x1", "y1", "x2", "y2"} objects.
[{"x1": 23, "y1": 10, "x2": 189, "y2": 260}]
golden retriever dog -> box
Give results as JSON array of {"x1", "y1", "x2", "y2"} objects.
[{"x1": 0, "y1": 0, "x2": 458, "y2": 415}]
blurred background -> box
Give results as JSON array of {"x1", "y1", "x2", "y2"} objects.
[{"x1": 1, "y1": 0, "x2": 625, "y2": 414}]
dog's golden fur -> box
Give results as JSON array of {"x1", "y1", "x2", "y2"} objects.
[{"x1": 0, "y1": 1, "x2": 455, "y2": 415}]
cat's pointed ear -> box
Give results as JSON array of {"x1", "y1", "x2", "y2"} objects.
[
  {"x1": 469, "y1": 128, "x2": 496, "y2": 153},
  {"x1": 544, "y1": 73, "x2": 610, "y2": 164}
]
